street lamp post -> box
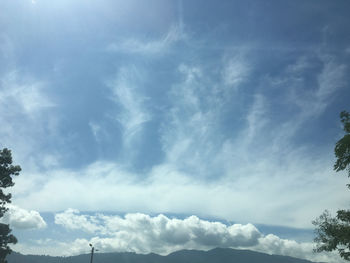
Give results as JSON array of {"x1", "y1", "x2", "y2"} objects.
[{"x1": 89, "y1": 244, "x2": 98, "y2": 263}]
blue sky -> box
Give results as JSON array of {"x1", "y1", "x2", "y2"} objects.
[{"x1": 1, "y1": 0, "x2": 350, "y2": 262}]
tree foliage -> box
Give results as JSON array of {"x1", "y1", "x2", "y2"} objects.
[
  {"x1": 0, "y1": 148, "x2": 20, "y2": 263},
  {"x1": 313, "y1": 210, "x2": 350, "y2": 260},
  {"x1": 334, "y1": 111, "x2": 350, "y2": 178},
  {"x1": 313, "y1": 111, "x2": 350, "y2": 260}
]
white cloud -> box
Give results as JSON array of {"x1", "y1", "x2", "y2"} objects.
[
  {"x1": 285, "y1": 54, "x2": 346, "y2": 119},
  {"x1": 55, "y1": 210, "x2": 261, "y2": 252},
  {"x1": 0, "y1": 205, "x2": 46, "y2": 230},
  {"x1": 12, "y1": 239, "x2": 72, "y2": 257},
  {"x1": 53, "y1": 210, "x2": 258, "y2": 255},
  {"x1": 12, "y1": 157, "x2": 346, "y2": 230},
  {"x1": 89, "y1": 121, "x2": 105, "y2": 143},
  {"x1": 255, "y1": 234, "x2": 346, "y2": 263},
  {"x1": 0, "y1": 71, "x2": 54, "y2": 115},
  {"x1": 54, "y1": 208, "x2": 102, "y2": 234},
  {"x1": 247, "y1": 53, "x2": 348, "y2": 165},
  {"x1": 245, "y1": 93, "x2": 268, "y2": 142},
  {"x1": 3, "y1": 50, "x2": 348, "y2": 262},
  {"x1": 108, "y1": 67, "x2": 151, "y2": 140},
  {"x1": 160, "y1": 64, "x2": 221, "y2": 175},
  {"x1": 2, "y1": 4, "x2": 349, "y2": 262},
  {"x1": 222, "y1": 57, "x2": 250, "y2": 88},
  {"x1": 0, "y1": 71, "x2": 60, "y2": 172},
  {"x1": 316, "y1": 55, "x2": 346, "y2": 102},
  {"x1": 46, "y1": 210, "x2": 344, "y2": 262},
  {"x1": 106, "y1": 26, "x2": 185, "y2": 56},
  {"x1": 11, "y1": 57, "x2": 350, "y2": 231}
]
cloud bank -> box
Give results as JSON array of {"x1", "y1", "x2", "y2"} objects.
[{"x1": 47, "y1": 209, "x2": 343, "y2": 262}]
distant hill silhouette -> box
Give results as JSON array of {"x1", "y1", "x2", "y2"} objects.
[{"x1": 7, "y1": 247, "x2": 321, "y2": 263}]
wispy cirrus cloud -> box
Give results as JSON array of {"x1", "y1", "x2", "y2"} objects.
[
  {"x1": 0, "y1": 71, "x2": 54, "y2": 116},
  {"x1": 108, "y1": 67, "x2": 151, "y2": 140},
  {"x1": 288, "y1": 54, "x2": 347, "y2": 119},
  {"x1": 11, "y1": 49, "x2": 349, "y2": 231},
  {"x1": 255, "y1": 52, "x2": 348, "y2": 154},
  {"x1": 222, "y1": 56, "x2": 250, "y2": 88},
  {"x1": 2, "y1": 0, "x2": 350, "y2": 261},
  {"x1": 106, "y1": 26, "x2": 186, "y2": 56},
  {"x1": 0, "y1": 71, "x2": 60, "y2": 172},
  {"x1": 103, "y1": 66, "x2": 152, "y2": 166}
]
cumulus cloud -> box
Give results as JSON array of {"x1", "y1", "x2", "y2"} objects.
[
  {"x1": 51, "y1": 210, "x2": 345, "y2": 262},
  {"x1": 0, "y1": 205, "x2": 46, "y2": 229},
  {"x1": 254, "y1": 234, "x2": 345, "y2": 263},
  {"x1": 54, "y1": 208, "x2": 102, "y2": 233},
  {"x1": 55, "y1": 210, "x2": 261, "y2": 254},
  {"x1": 53, "y1": 210, "x2": 258, "y2": 254}
]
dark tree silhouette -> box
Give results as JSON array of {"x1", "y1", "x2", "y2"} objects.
[
  {"x1": 334, "y1": 111, "x2": 350, "y2": 179},
  {"x1": 0, "y1": 148, "x2": 20, "y2": 263},
  {"x1": 313, "y1": 111, "x2": 350, "y2": 261}
]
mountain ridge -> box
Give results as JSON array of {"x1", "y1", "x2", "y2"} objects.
[{"x1": 7, "y1": 247, "x2": 323, "y2": 263}]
